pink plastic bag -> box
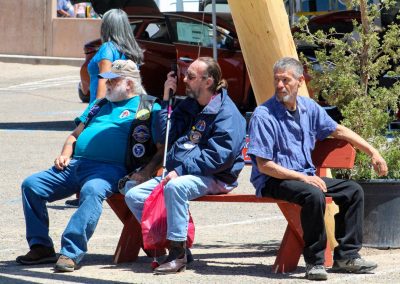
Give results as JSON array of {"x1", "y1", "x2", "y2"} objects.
[{"x1": 141, "y1": 180, "x2": 195, "y2": 250}]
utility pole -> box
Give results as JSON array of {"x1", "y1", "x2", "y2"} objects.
[
  {"x1": 212, "y1": 0, "x2": 217, "y2": 60},
  {"x1": 176, "y1": 0, "x2": 184, "y2": 11}
]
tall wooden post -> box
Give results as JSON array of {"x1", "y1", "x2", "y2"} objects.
[{"x1": 227, "y1": 0, "x2": 309, "y2": 104}]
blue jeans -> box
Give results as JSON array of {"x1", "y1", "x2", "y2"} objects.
[
  {"x1": 125, "y1": 174, "x2": 235, "y2": 241},
  {"x1": 21, "y1": 158, "x2": 126, "y2": 263}
]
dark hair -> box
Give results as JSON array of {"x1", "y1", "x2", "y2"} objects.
[
  {"x1": 101, "y1": 9, "x2": 144, "y2": 65},
  {"x1": 197, "y1": 57, "x2": 228, "y2": 92},
  {"x1": 273, "y1": 57, "x2": 304, "y2": 79}
]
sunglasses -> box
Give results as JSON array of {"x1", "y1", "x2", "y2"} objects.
[
  {"x1": 184, "y1": 71, "x2": 208, "y2": 81},
  {"x1": 106, "y1": 77, "x2": 124, "y2": 86}
]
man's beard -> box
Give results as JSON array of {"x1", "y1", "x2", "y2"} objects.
[
  {"x1": 106, "y1": 85, "x2": 128, "y2": 102},
  {"x1": 277, "y1": 92, "x2": 293, "y2": 103},
  {"x1": 282, "y1": 94, "x2": 292, "y2": 103},
  {"x1": 186, "y1": 87, "x2": 200, "y2": 100}
]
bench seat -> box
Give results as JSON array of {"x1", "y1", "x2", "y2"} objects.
[{"x1": 106, "y1": 138, "x2": 355, "y2": 273}]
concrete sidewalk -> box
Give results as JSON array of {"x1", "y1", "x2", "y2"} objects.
[
  {"x1": 0, "y1": 62, "x2": 399, "y2": 283},
  {"x1": 0, "y1": 54, "x2": 84, "y2": 67}
]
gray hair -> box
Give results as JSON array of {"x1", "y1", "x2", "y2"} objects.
[
  {"x1": 101, "y1": 9, "x2": 144, "y2": 65},
  {"x1": 126, "y1": 76, "x2": 147, "y2": 95},
  {"x1": 273, "y1": 57, "x2": 304, "y2": 79}
]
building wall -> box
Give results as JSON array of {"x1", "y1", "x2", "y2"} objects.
[
  {"x1": 0, "y1": 0, "x2": 50, "y2": 55},
  {"x1": 52, "y1": 18, "x2": 101, "y2": 57},
  {"x1": 0, "y1": 0, "x2": 101, "y2": 58}
]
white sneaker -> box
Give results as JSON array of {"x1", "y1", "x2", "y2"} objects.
[
  {"x1": 331, "y1": 257, "x2": 377, "y2": 273},
  {"x1": 306, "y1": 263, "x2": 328, "y2": 280}
]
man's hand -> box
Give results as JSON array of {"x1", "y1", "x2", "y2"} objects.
[
  {"x1": 129, "y1": 171, "x2": 150, "y2": 185},
  {"x1": 371, "y1": 152, "x2": 388, "y2": 177},
  {"x1": 300, "y1": 175, "x2": 327, "y2": 192},
  {"x1": 54, "y1": 155, "x2": 70, "y2": 170},
  {"x1": 163, "y1": 71, "x2": 177, "y2": 101},
  {"x1": 164, "y1": 170, "x2": 179, "y2": 183}
]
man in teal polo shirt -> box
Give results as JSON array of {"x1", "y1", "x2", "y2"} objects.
[{"x1": 16, "y1": 60, "x2": 163, "y2": 272}]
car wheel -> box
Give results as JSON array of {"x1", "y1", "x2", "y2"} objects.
[{"x1": 78, "y1": 82, "x2": 90, "y2": 103}]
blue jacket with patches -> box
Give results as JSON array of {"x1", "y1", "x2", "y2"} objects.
[{"x1": 159, "y1": 89, "x2": 246, "y2": 184}]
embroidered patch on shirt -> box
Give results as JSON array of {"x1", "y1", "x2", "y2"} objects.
[
  {"x1": 195, "y1": 120, "x2": 206, "y2": 132},
  {"x1": 133, "y1": 125, "x2": 150, "y2": 143},
  {"x1": 136, "y1": 109, "x2": 151, "y2": 120},
  {"x1": 189, "y1": 131, "x2": 202, "y2": 144},
  {"x1": 120, "y1": 110, "x2": 131, "y2": 119},
  {"x1": 132, "y1": 143, "x2": 146, "y2": 158}
]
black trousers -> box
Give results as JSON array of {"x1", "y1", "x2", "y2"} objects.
[{"x1": 263, "y1": 177, "x2": 363, "y2": 265}]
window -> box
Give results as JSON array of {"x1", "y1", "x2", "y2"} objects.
[
  {"x1": 171, "y1": 18, "x2": 235, "y2": 49},
  {"x1": 176, "y1": 21, "x2": 212, "y2": 46},
  {"x1": 129, "y1": 21, "x2": 141, "y2": 32},
  {"x1": 140, "y1": 22, "x2": 170, "y2": 43}
]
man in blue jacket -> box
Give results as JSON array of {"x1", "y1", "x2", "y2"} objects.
[{"x1": 125, "y1": 57, "x2": 246, "y2": 274}]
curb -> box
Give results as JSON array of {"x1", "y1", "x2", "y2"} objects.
[{"x1": 0, "y1": 54, "x2": 84, "y2": 67}]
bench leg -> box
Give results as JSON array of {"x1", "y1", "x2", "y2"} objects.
[
  {"x1": 113, "y1": 214, "x2": 142, "y2": 264},
  {"x1": 273, "y1": 203, "x2": 304, "y2": 273},
  {"x1": 274, "y1": 202, "x2": 333, "y2": 273},
  {"x1": 273, "y1": 225, "x2": 303, "y2": 273},
  {"x1": 324, "y1": 241, "x2": 333, "y2": 267}
]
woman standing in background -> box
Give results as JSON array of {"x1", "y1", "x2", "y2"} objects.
[{"x1": 88, "y1": 9, "x2": 144, "y2": 103}]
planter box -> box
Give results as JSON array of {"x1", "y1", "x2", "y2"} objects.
[{"x1": 359, "y1": 180, "x2": 400, "y2": 248}]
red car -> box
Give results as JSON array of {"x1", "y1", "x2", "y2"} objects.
[{"x1": 76, "y1": 1, "x2": 342, "y2": 112}]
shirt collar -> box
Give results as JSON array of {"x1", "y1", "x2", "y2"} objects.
[
  {"x1": 201, "y1": 88, "x2": 225, "y2": 114},
  {"x1": 272, "y1": 94, "x2": 307, "y2": 118}
]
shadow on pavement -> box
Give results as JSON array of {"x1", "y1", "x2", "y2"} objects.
[
  {"x1": 1, "y1": 246, "x2": 306, "y2": 281},
  {"x1": 0, "y1": 121, "x2": 75, "y2": 131},
  {"x1": 47, "y1": 205, "x2": 77, "y2": 211},
  {"x1": 119, "y1": 243, "x2": 306, "y2": 280},
  {"x1": 0, "y1": 257, "x2": 129, "y2": 284},
  {"x1": 188, "y1": 259, "x2": 305, "y2": 280},
  {"x1": 0, "y1": 275, "x2": 36, "y2": 284},
  {"x1": 192, "y1": 241, "x2": 281, "y2": 253}
]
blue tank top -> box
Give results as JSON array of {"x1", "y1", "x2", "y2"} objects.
[{"x1": 87, "y1": 41, "x2": 126, "y2": 103}]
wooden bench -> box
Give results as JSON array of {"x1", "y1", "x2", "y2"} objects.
[{"x1": 106, "y1": 138, "x2": 356, "y2": 273}]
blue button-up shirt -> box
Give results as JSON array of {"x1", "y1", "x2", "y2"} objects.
[{"x1": 247, "y1": 95, "x2": 338, "y2": 196}]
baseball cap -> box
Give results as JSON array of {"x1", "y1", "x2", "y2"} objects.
[{"x1": 98, "y1": 59, "x2": 140, "y2": 80}]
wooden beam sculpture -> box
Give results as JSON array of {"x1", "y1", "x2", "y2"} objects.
[{"x1": 227, "y1": 0, "x2": 309, "y2": 105}]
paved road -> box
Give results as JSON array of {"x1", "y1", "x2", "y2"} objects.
[{"x1": 0, "y1": 62, "x2": 399, "y2": 283}]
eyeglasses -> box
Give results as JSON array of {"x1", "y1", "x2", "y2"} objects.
[
  {"x1": 106, "y1": 77, "x2": 123, "y2": 86},
  {"x1": 184, "y1": 71, "x2": 208, "y2": 81}
]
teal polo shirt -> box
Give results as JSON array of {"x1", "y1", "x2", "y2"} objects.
[{"x1": 74, "y1": 96, "x2": 161, "y2": 166}]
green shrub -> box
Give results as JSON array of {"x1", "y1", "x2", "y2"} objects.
[{"x1": 295, "y1": 0, "x2": 400, "y2": 179}]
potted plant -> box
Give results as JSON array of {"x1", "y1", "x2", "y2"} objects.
[{"x1": 295, "y1": 0, "x2": 400, "y2": 248}]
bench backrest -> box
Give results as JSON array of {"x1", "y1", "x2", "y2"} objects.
[
  {"x1": 242, "y1": 137, "x2": 356, "y2": 176},
  {"x1": 312, "y1": 138, "x2": 356, "y2": 177},
  {"x1": 312, "y1": 138, "x2": 355, "y2": 169}
]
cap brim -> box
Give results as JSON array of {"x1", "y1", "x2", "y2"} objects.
[{"x1": 98, "y1": 72, "x2": 122, "y2": 79}]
